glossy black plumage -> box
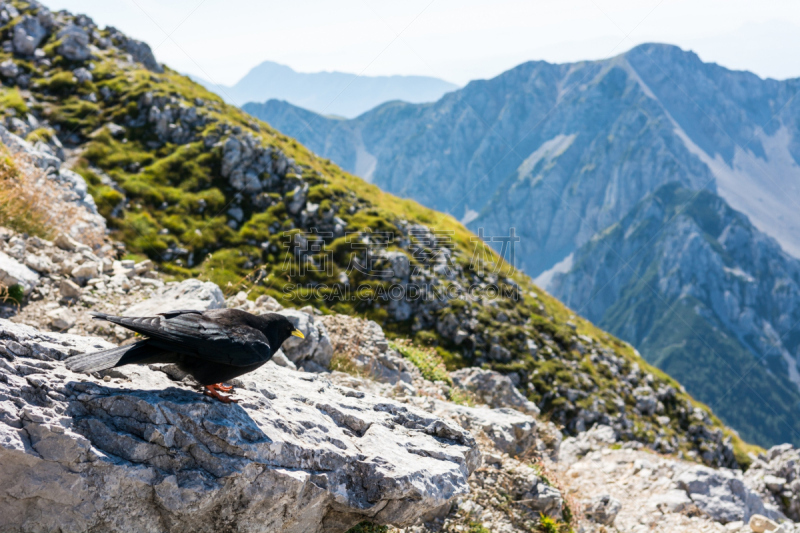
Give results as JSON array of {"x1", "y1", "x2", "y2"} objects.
[{"x1": 66, "y1": 309, "x2": 301, "y2": 386}]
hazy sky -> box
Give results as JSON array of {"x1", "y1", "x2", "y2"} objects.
[{"x1": 45, "y1": 0, "x2": 800, "y2": 87}]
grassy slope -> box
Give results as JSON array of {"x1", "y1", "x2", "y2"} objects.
[{"x1": 0, "y1": 0, "x2": 758, "y2": 465}]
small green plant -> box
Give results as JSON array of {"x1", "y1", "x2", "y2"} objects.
[
  {"x1": 0, "y1": 284, "x2": 24, "y2": 305},
  {"x1": 448, "y1": 386, "x2": 477, "y2": 406},
  {"x1": 537, "y1": 513, "x2": 560, "y2": 533},
  {"x1": 467, "y1": 522, "x2": 492, "y2": 533},
  {"x1": 345, "y1": 522, "x2": 388, "y2": 533},
  {"x1": 536, "y1": 512, "x2": 572, "y2": 533},
  {"x1": 390, "y1": 339, "x2": 451, "y2": 383}
]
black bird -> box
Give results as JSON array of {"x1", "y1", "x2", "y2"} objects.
[{"x1": 66, "y1": 309, "x2": 305, "y2": 403}]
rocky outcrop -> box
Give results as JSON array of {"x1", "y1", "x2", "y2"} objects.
[
  {"x1": 451, "y1": 367, "x2": 540, "y2": 415},
  {"x1": 675, "y1": 465, "x2": 779, "y2": 524},
  {"x1": 745, "y1": 444, "x2": 800, "y2": 521},
  {"x1": 0, "y1": 320, "x2": 479, "y2": 533}
]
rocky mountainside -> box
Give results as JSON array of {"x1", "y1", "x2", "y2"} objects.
[
  {"x1": 547, "y1": 184, "x2": 800, "y2": 448},
  {"x1": 247, "y1": 43, "x2": 800, "y2": 276},
  {"x1": 196, "y1": 60, "x2": 458, "y2": 118},
  {"x1": 0, "y1": 0, "x2": 758, "y2": 468},
  {"x1": 248, "y1": 43, "x2": 800, "y2": 449},
  {"x1": 2, "y1": 253, "x2": 800, "y2": 532}
]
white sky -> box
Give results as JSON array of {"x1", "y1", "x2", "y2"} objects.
[{"x1": 44, "y1": 0, "x2": 800, "y2": 87}]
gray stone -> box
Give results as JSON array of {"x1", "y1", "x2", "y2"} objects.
[
  {"x1": 676, "y1": 465, "x2": 779, "y2": 524},
  {"x1": 59, "y1": 279, "x2": 81, "y2": 299},
  {"x1": 633, "y1": 386, "x2": 658, "y2": 415},
  {"x1": 647, "y1": 489, "x2": 693, "y2": 513},
  {"x1": 431, "y1": 400, "x2": 537, "y2": 456},
  {"x1": 584, "y1": 494, "x2": 622, "y2": 525},
  {"x1": 278, "y1": 308, "x2": 333, "y2": 369},
  {"x1": 13, "y1": 15, "x2": 46, "y2": 55},
  {"x1": 24, "y1": 254, "x2": 54, "y2": 274},
  {"x1": 0, "y1": 320, "x2": 479, "y2": 532},
  {"x1": 488, "y1": 344, "x2": 512, "y2": 362},
  {"x1": 558, "y1": 425, "x2": 617, "y2": 465},
  {"x1": 124, "y1": 279, "x2": 226, "y2": 316},
  {"x1": 0, "y1": 250, "x2": 39, "y2": 295},
  {"x1": 0, "y1": 58, "x2": 18, "y2": 78},
  {"x1": 57, "y1": 25, "x2": 90, "y2": 61},
  {"x1": 46, "y1": 307, "x2": 76, "y2": 330},
  {"x1": 451, "y1": 367, "x2": 540, "y2": 415},
  {"x1": 72, "y1": 67, "x2": 92, "y2": 83}
]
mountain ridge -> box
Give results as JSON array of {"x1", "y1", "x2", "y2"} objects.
[
  {"x1": 547, "y1": 183, "x2": 800, "y2": 447},
  {"x1": 195, "y1": 60, "x2": 459, "y2": 118},
  {"x1": 247, "y1": 42, "x2": 800, "y2": 272}
]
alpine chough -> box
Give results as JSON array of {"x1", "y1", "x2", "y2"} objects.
[{"x1": 65, "y1": 309, "x2": 305, "y2": 403}]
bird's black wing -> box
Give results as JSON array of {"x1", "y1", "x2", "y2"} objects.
[{"x1": 97, "y1": 311, "x2": 272, "y2": 367}]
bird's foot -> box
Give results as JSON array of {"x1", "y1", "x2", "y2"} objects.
[
  {"x1": 204, "y1": 384, "x2": 239, "y2": 403},
  {"x1": 215, "y1": 383, "x2": 234, "y2": 392}
]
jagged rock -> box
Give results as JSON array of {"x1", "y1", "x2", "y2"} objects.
[
  {"x1": 633, "y1": 386, "x2": 658, "y2": 415},
  {"x1": 12, "y1": 15, "x2": 47, "y2": 55},
  {"x1": 0, "y1": 250, "x2": 39, "y2": 294},
  {"x1": 506, "y1": 464, "x2": 564, "y2": 518},
  {"x1": 558, "y1": 424, "x2": 618, "y2": 465},
  {"x1": 745, "y1": 444, "x2": 800, "y2": 521},
  {"x1": 59, "y1": 278, "x2": 81, "y2": 299},
  {"x1": 0, "y1": 58, "x2": 18, "y2": 78},
  {"x1": 24, "y1": 253, "x2": 54, "y2": 273},
  {"x1": 322, "y1": 315, "x2": 416, "y2": 384},
  {"x1": 430, "y1": 400, "x2": 537, "y2": 456},
  {"x1": 123, "y1": 279, "x2": 225, "y2": 316},
  {"x1": 278, "y1": 308, "x2": 333, "y2": 371},
  {"x1": 45, "y1": 307, "x2": 75, "y2": 329},
  {"x1": 72, "y1": 67, "x2": 92, "y2": 83},
  {"x1": 584, "y1": 494, "x2": 622, "y2": 525},
  {"x1": 54, "y1": 233, "x2": 81, "y2": 252},
  {"x1": 451, "y1": 367, "x2": 540, "y2": 415},
  {"x1": 57, "y1": 25, "x2": 91, "y2": 61},
  {"x1": 675, "y1": 465, "x2": 779, "y2": 524},
  {"x1": 0, "y1": 320, "x2": 480, "y2": 533},
  {"x1": 646, "y1": 489, "x2": 693, "y2": 513},
  {"x1": 749, "y1": 514, "x2": 781, "y2": 533},
  {"x1": 120, "y1": 36, "x2": 162, "y2": 73}
]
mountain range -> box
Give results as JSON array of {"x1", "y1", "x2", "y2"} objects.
[
  {"x1": 247, "y1": 43, "x2": 800, "y2": 447},
  {"x1": 194, "y1": 60, "x2": 458, "y2": 118}
]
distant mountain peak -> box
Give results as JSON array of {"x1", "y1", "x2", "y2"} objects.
[{"x1": 194, "y1": 59, "x2": 459, "y2": 118}]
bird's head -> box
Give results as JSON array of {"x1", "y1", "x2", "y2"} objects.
[{"x1": 259, "y1": 313, "x2": 305, "y2": 350}]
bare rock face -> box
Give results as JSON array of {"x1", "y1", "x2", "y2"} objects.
[
  {"x1": 0, "y1": 320, "x2": 479, "y2": 533},
  {"x1": 450, "y1": 367, "x2": 540, "y2": 415}
]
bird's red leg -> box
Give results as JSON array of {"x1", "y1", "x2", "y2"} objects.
[{"x1": 203, "y1": 384, "x2": 239, "y2": 403}]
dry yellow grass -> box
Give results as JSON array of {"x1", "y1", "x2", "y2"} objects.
[{"x1": 0, "y1": 147, "x2": 103, "y2": 247}]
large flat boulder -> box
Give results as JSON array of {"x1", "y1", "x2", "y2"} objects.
[{"x1": 0, "y1": 319, "x2": 479, "y2": 533}]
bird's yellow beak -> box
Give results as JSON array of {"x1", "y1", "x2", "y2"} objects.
[{"x1": 291, "y1": 329, "x2": 305, "y2": 339}]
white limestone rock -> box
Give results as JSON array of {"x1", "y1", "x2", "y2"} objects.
[
  {"x1": 0, "y1": 250, "x2": 39, "y2": 294},
  {"x1": 0, "y1": 319, "x2": 479, "y2": 532},
  {"x1": 451, "y1": 367, "x2": 540, "y2": 415},
  {"x1": 675, "y1": 464, "x2": 781, "y2": 524}
]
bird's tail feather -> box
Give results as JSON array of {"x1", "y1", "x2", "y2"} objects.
[{"x1": 65, "y1": 340, "x2": 162, "y2": 373}]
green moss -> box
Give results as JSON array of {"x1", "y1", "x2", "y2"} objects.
[
  {"x1": 390, "y1": 340, "x2": 451, "y2": 384},
  {"x1": 0, "y1": 87, "x2": 28, "y2": 114}
]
